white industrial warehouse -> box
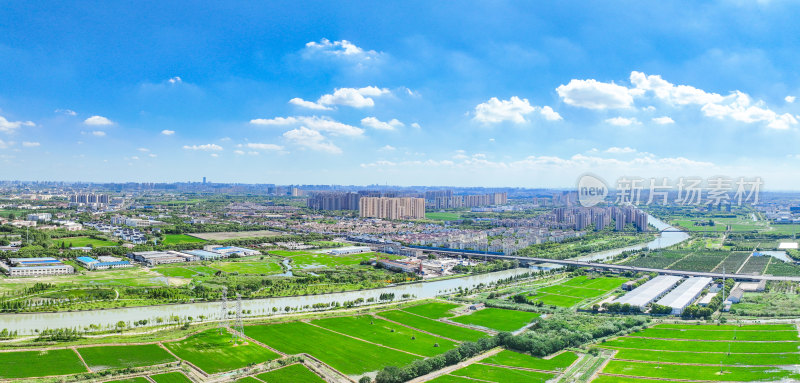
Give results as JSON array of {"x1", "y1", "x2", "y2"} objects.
[
  {"x1": 613, "y1": 275, "x2": 683, "y2": 309},
  {"x1": 655, "y1": 277, "x2": 713, "y2": 315}
]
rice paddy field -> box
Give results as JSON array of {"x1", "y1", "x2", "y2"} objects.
[
  {"x1": 311, "y1": 315, "x2": 459, "y2": 356},
  {"x1": 254, "y1": 363, "x2": 325, "y2": 383},
  {"x1": 595, "y1": 323, "x2": 800, "y2": 382},
  {"x1": 0, "y1": 349, "x2": 87, "y2": 379},
  {"x1": 402, "y1": 301, "x2": 460, "y2": 319},
  {"x1": 105, "y1": 378, "x2": 150, "y2": 383},
  {"x1": 450, "y1": 308, "x2": 540, "y2": 332},
  {"x1": 149, "y1": 371, "x2": 193, "y2": 383},
  {"x1": 526, "y1": 275, "x2": 628, "y2": 307},
  {"x1": 377, "y1": 310, "x2": 489, "y2": 342},
  {"x1": 246, "y1": 321, "x2": 420, "y2": 375},
  {"x1": 429, "y1": 350, "x2": 577, "y2": 383},
  {"x1": 77, "y1": 344, "x2": 176, "y2": 371},
  {"x1": 482, "y1": 350, "x2": 578, "y2": 371},
  {"x1": 164, "y1": 330, "x2": 280, "y2": 374}
]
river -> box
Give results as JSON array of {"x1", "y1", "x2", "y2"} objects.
[{"x1": 0, "y1": 214, "x2": 689, "y2": 334}]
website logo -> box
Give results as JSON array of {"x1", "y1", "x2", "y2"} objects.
[{"x1": 577, "y1": 173, "x2": 608, "y2": 207}]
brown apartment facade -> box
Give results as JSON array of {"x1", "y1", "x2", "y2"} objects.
[{"x1": 359, "y1": 197, "x2": 426, "y2": 220}]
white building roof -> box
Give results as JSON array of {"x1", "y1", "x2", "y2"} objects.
[
  {"x1": 656, "y1": 277, "x2": 712, "y2": 310},
  {"x1": 613, "y1": 275, "x2": 683, "y2": 308}
]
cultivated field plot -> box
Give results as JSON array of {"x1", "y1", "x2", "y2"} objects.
[
  {"x1": 765, "y1": 259, "x2": 800, "y2": 276},
  {"x1": 450, "y1": 308, "x2": 540, "y2": 332},
  {"x1": 737, "y1": 255, "x2": 770, "y2": 274},
  {"x1": 105, "y1": 378, "x2": 150, "y2": 383},
  {"x1": 161, "y1": 234, "x2": 207, "y2": 245},
  {"x1": 149, "y1": 371, "x2": 193, "y2": 383},
  {"x1": 481, "y1": 350, "x2": 578, "y2": 371},
  {"x1": 734, "y1": 290, "x2": 800, "y2": 317},
  {"x1": 56, "y1": 236, "x2": 118, "y2": 247},
  {"x1": 255, "y1": 363, "x2": 325, "y2": 383},
  {"x1": 425, "y1": 212, "x2": 462, "y2": 221},
  {"x1": 378, "y1": 310, "x2": 489, "y2": 342},
  {"x1": 710, "y1": 252, "x2": 749, "y2": 272},
  {"x1": 77, "y1": 344, "x2": 176, "y2": 371},
  {"x1": 596, "y1": 323, "x2": 800, "y2": 382},
  {"x1": 667, "y1": 251, "x2": 727, "y2": 272},
  {"x1": 235, "y1": 378, "x2": 262, "y2": 383},
  {"x1": 312, "y1": 315, "x2": 459, "y2": 356},
  {"x1": 442, "y1": 363, "x2": 555, "y2": 383},
  {"x1": 0, "y1": 349, "x2": 87, "y2": 379},
  {"x1": 188, "y1": 230, "x2": 282, "y2": 240},
  {"x1": 527, "y1": 275, "x2": 627, "y2": 307},
  {"x1": 402, "y1": 301, "x2": 460, "y2": 319},
  {"x1": 246, "y1": 321, "x2": 419, "y2": 375},
  {"x1": 164, "y1": 330, "x2": 280, "y2": 374}
]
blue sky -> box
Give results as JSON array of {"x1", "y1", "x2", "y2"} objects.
[{"x1": 2, "y1": 1, "x2": 800, "y2": 188}]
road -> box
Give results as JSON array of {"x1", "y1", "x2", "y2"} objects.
[{"x1": 418, "y1": 248, "x2": 800, "y2": 282}]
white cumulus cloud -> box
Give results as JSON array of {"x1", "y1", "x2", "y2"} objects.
[
  {"x1": 605, "y1": 146, "x2": 637, "y2": 154},
  {"x1": 250, "y1": 116, "x2": 363, "y2": 136},
  {"x1": 245, "y1": 143, "x2": 284, "y2": 151},
  {"x1": 302, "y1": 38, "x2": 381, "y2": 63},
  {"x1": 291, "y1": 86, "x2": 390, "y2": 109},
  {"x1": 22, "y1": 141, "x2": 40, "y2": 147},
  {"x1": 786, "y1": 96, "x2": 796, "y2": 103},
  {"x1": 473, "y1": 97, "x2": 561, "y2": 124},
  {"x1": 361, "y1": 117, "x2": 404, "y2": 131},
  {"x1": 55, "y1": 109, "x2": 77, "y2": 116},
  {"x1": 283, "y1": 127, "x2": 342, "y2": 154},
  {"x1": 605, "y1": 117, "x2": 640, "y2": 126},
  {"x1": 289, "y1": 98, "x2": 333, "y2": 110},
  {"x1": 183, "y1": 144, "x2": 223, "y2": 151},
  {"x1": 168, "y1": 76, "x2": 182, "y2": 84},
  {"x1": 556, "y1": 79, "x2": 635, "y2": 109},
  {"x1": 84, "y1": 115, "x2": 114, "y2": 126},
  {"x1": 161, "y1": 129, "x2": 175, "y2": 136},
  {"x1": 0, "y1": 115, "x2": 35, "y2": 133},
  {"x1": 91, "y1": 131, "x2": 107, "y2": 137},
  {"x1": 652, "y1": 116, "x2": 675, "y2": 124}
]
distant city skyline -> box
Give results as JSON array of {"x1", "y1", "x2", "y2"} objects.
[{"x1": 2, "y1": 2, "x2": 800, "y2": 188}]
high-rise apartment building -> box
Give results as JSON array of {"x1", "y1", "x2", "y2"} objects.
[{"x1": 359, "y1": 197, "x2": 426, "y2": 220}]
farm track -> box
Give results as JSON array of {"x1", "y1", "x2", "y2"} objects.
[{"x1": 601, "y1": 346, "x2": 799, "y2": 354}]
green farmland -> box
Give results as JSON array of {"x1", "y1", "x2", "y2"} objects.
[
  {"x1": 597, "y1": 323, "x2": 800, "y2": 382},
  {"x1": 482, "y1": 350, "x2": 578, "y2": 371},
  {"x1": 402, "y1": 301, "x2": 460, "y2": 319},
  {"x1": 270, "y1": 250, "x2": 395, "y2": 268},
  {"x1": 164, "y1": 330, "x2": 280, "y2": 374},
  {"x1": 311, "y1": 315, "x2": 459, "y2": 356},
  {"x1": 0, "y1": 349, "x2": 87, "y2": 379},
  {"x1": 56, "y1": 236, "x2": 119, "y2": 247},
  {"x1": 77, "y1": 344, "x2": 176, "y2": 371},
  {"x1": 255, "y1": 363, "x2": 325, "y2": 383},
  {"x1": 527, "y1": 275, "x2": 627, "y2": 307},
  {"x1": 449, "y1": 363, "x2": 555, "y2": 383},
  {"x1": 161, "y1": 234, "x2": 207, "y2": 245},
  {"x1": 377, "y1": 310, "x2": 489, "y2": 342},
  {"x1": 246, "y1": 321, "x2": 420, "y2": 375},
  {"x1": 604, "y1": 360, "x2": 800, "y2": 381},
  {"x1": 450, "y1": 308, "x2": 540, "y2": 332},
  {"x1": 149, "y1": 371, "x2": 193, "y2": 383}
]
